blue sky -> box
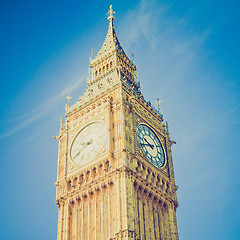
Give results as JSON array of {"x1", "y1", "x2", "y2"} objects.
[{"x1": 0, "y1": 0, "x2": 240, "y2": 239}]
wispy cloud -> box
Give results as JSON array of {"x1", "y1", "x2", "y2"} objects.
[
  {"x1": 121, "y1": 0, "x2": 210, "y2": 54},
  {"x1": 118, "y1": 0, "x2": 165, "y2": 49},
  {"x1": 0, "y1": 75, "x2": 86, "y2": 140}
]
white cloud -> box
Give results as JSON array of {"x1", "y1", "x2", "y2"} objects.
[{"x1": 0, "y1": 74, "x2": 86, "y2": 140}]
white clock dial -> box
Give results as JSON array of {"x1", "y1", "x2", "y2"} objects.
[{"x1": 70, "y1": 122, "x2": 106, "y2": 166}]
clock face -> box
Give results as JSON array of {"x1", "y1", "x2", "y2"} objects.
[
  {"x1": 137, "y1": 124, "x2": 165, "y2": 168},
  {"x1": 70, "y1": 122, "x2": 106, "y2": 166}
]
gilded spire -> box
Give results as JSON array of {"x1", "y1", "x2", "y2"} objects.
[
  {"x1": 91, "y1": 5, "x2": 131, "y2": 65},
  {"x1": 67, "y1": 6, "x2": 160, "y2": 123}
]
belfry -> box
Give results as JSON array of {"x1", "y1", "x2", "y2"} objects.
[{"x1": 55, "y1": 5, "x2": 179, "y2": 240}]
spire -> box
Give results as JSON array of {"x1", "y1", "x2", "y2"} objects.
[
  {"x1": 107, "y1": 5, "x2": 115, "y2": 39},
  {"x1": 90, "y1": 5, "x2": 131, "y2": 66},
  {"x1": 66, "y1": 6, "x2": 162, "y2": 123}
]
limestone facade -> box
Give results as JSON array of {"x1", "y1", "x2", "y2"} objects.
[{"x1": 55, "y1": 5, "x2": 179, "y2": 240}]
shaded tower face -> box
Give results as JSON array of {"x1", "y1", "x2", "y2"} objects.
[{"x1": 55, "y1": 5, "x2": 179, "y2": 240}]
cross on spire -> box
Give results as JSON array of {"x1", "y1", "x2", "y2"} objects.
[
  {"x1": 66, "y1": 92, "x2": 72, "y2": 105},
  {"x1": 107, "y1": 5, "x2": 115, "y2": 21}
]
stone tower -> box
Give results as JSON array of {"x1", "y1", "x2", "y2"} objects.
[{"x1": 55, "y1": 5, "x2": 179, "y2": 240}]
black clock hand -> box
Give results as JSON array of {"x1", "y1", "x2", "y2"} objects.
[
  {"x1": 143, "y1": 137, "x2": 154, "y2": 149},
  {"x1": 144, "y1": 137, "x2": 151, "y2": 145},
  {"x1": 73, "y1": 150, "x2": 81, "y2": 159},
  {"x1": 87, "y1": 139, "x2": 93, "y2": 145},
  {"x1": 140, "y1": 143, "x2": 154, "y2": 148},
  {"x1": 155, "y1": 146, "x2": 164, "y2": 155},
  {"x1": 73, "y1": 140, "x2": 93, "y2": 159}
]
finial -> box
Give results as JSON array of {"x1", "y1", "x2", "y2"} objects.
[
  {"x1": 107, "y1": 5, "x2": 115, "y2": 21},
  {"x1": 131, "y1": 51, "x2": 135, "y2": 63},
  {"x1": 88, "y1": 49, "x2": 93, "y2": 83},
  {"x1": 156, "y1": 98, "x2": 162, "y2": 113},
  {"x1": 66, "y1": 92, "x2": 72, "y2": 107},
  {"x1": 90, "y1": 48, "x2": 94, "y2": 61},
  {"x1": 166, "y1": 121, "x2": 169, "y2": 135},
  {"x1": 60, "y1": 116, "x2": 63, "y2": 131}
]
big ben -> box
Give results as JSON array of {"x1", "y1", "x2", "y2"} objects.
[{"x1": 55, "y1": 5, "x2": 179, "y2": 240}]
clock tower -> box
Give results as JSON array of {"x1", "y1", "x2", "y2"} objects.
[{"x1": 55, "y1": 5, "x2": 179, "y2": 240}]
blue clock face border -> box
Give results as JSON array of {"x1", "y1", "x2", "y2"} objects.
[{"x1": 137, "y1": 124, "x2": 165, "y2": 168}]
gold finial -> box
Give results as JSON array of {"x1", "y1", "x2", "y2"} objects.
[
  {"x1": 60, "y1": 116, "x2": 63, "y2": 131},
  {"x1": 88, "y1": 49, "x2": 93, "y2": 83},
  {"x1": 156, "y1": 98, "x2": 162, "y2": 113},
  {"x1": 107, "y1": 5, "x2": 115, "y2": 21},
  {"x1": 90, "y1": 48, "x2": 93, "y2": 60},
  {"x1": 131, "y1": 51, "x2": 135, "y2": 63},
  {"x1": 66, "y1": 92, "x2": 72, "y2": 106}
]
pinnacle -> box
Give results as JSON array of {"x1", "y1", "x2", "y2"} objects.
[{"x1": 90, "y1": 5, "x2": 130, "y2": 65}]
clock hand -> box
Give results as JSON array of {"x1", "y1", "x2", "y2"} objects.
[
  {"x1": 143, "y1": 137, "x2": 154, "y2": 149},
  {"x1": 81, "y1": 139, "x2": 93, "y2": 146},
  {"x1": 73, "y1": 140, "x2": 93, "y2": 159},
  {"x1": 144, "y1": 137, "x2": 151, "y2": 145},
  {"x1": 155, "y1": 146, "x2": 164, "y2": 155},
  {"x1": 87, "y1": 139, "x2": 93, "y2": 145},
  {"x1": 140, "y1": 143, "x2": 154, "y2": 148},
  {"x1": 73, "y1": 150, "x2": 81, "y2": 159}
]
